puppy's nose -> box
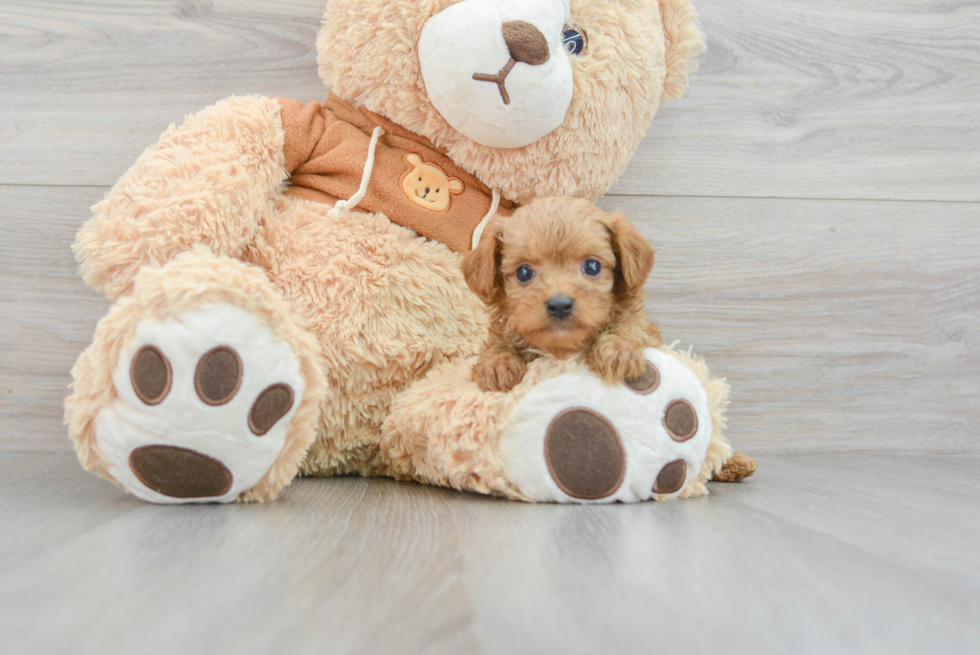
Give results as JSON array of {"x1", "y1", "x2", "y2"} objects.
[
  {"x1": 546, "y1": 295, "x2": 575, "y2": 320},
  {"x1": 502, "y1": 21, "x2": 550, "y2": 66}
]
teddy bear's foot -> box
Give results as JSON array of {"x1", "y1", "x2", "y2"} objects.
[
  {"x1": 498, "y1": 348, "x2": 713, "y2": 503},
  {"x1": 93, "y1": 303, "x2": 306, "y2": 503},
  {"x1": 67, "y1": 248, "x2": 327, "y2": 504}
]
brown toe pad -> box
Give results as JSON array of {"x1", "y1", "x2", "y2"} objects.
[
  {"x1": 131, "y1": 346, "x2": 172, "y2": 406},
  {"x1": 664, "y1": 399, "x2": 698, "y2": 442},
  {"x1": 653, "y1": 459, "x2": 687, "y2": 495},
  {"x1": 249, "y1": 384, "x2": 295, "y2": 436},
  {"x1": 195, "y1": 346, "x2": 242, "y2": 406},
  {"x1": 625, "y1": 361, "x2": 660, "y2": 395},
  {"x1": 545, "y1": 408, "x2": 626, "y2": 500},
  {"x1": 129, "y1": 445, "x2": 233, "y2": 499}
]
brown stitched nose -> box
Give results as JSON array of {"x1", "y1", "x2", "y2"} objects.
[
  {"x1": 473, "y1": 21, "x2": 550, "y2": 106},
  {"x1": 502, "y1": 21, "x2": 550, "y2": 66}
]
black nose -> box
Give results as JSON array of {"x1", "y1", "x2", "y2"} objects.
[{"x1": 546, "y1": 295, "x2": 575, "y2": 320}]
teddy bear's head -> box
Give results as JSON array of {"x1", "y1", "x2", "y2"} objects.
[{"x1": 318, "y1": 0, "x2": 703, "y2": 205}]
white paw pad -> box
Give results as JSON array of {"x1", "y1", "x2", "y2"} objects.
[
  {"x1": 96, "y1": 305, "x2": 305, "y2": 504},
  {"x1": 498, "y1": 348, "x2": 711, "y2": 503}
]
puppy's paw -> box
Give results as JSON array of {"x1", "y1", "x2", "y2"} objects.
[
  {"x1": 588, "y1": 337, "x2": 647, "y2": 385},
  {"x1": 474, "y1": 353, "x2": 528, "y2": 393},
  {"x1": 713, "y1": 451, "x2": 758, "y2": 482}
]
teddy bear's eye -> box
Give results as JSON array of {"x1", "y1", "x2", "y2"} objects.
[
  {"x1": 562, "y1": 24, "x2": 587, "y2": 56},
  {"x1": 516, "y1": 266, "x2": 535, "y2": 284},
  {"x1": 435, "y1": 189, "x2": 440, "y2": 193},
  {"x1": 582, "y1": 259, "x2": 602, "y2": 278}
]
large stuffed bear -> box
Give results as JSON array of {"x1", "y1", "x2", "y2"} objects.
[{"x1": 65, "y1": 0, "x2": 755, "y2": 504}]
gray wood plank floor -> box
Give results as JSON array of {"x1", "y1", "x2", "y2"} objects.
[{"x1": 1, "y1": 452, "x2": 978, "y2": 655}]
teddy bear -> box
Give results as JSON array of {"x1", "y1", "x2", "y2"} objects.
[{"x1": 65, "y1": 0, "x2": 755, "y2": 504}]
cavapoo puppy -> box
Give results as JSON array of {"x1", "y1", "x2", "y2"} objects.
[{"x1": 463, "y1": 196, "x2": 662, "y2": 393}]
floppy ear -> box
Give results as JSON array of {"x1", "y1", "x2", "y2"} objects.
[
  {"x1": 462, "y1": 221, "x2": 503, "y2": 304},
  {"x1": 607, "y1": 211, "x2": 655, "y2": 296}
]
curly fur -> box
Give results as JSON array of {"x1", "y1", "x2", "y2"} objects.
[{"x1": 463, "y1": 197, "x2": 662, "y2": 391}]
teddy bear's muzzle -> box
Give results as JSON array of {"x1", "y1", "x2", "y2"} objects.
[
  {"x1": 418, "y1": 0, "x2": 574, "y2": 149},
  {"x1": 472, "y1": 21, "x2": 551, "y2": 106}
]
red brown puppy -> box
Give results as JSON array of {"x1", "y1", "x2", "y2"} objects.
[{"x1": 463, "y1": 197, "x2": 662, "y2": 392}]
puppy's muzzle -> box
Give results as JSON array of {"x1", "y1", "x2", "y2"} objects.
[{"x1": 546, "y1": 295, "x2": 575, "y2": 321}]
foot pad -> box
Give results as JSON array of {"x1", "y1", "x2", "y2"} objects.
[
  {"x1": 544, "y1": 409, "x2": 626, "y2": 500},
  {"x1": 129, "y1": 445, "x2": 234, "y2": 498},
  {"x1": 97, "y1": 304, "x2": 305, "y2": 504},
  {"x1": 498, "y1": 348, "x2": 712, "y2": 503}
]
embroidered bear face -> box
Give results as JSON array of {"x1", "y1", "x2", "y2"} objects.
[{"x1": 400, "y1": 153, "x2": 465, "y2": 213}]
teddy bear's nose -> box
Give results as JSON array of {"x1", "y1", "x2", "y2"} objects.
[{"x1": 502, "y1": 21, "x2": 550, "y2": 66}]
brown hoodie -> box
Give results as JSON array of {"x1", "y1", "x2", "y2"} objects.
[{"x1": 277, "y1": 94, "x2": 515, "y2": 253}]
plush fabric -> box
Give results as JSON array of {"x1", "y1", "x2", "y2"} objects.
[
  {"x1": 66, "y1": 247, "x2": 327, "y2": 502},
  {"x1": 382, "y1": 342, "x2": 731, "y2": 502},
  {"x1": 278, "y1": 94, "x2": 514, "y2": 253},
  {"x1": 320, "y1": 0, "x2": 704, "y2": 204},
  {"x1": 65, "y1": 0, "x2": 731, "y2": 504}
]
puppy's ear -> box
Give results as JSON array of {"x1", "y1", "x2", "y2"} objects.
[
  {"x1": 462, "y1": 221, "x2": 503, "y2": 304},
  {"x1": 606, "y1": 211, "x2": 655, "y2": 296}
]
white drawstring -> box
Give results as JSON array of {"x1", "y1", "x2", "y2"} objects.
[
  {"x1": 330, "y1": 126, "x2": 385, "y2": 217},
  {"x1": 471, "y1": 188, "x2": 501, "y2": 250}
]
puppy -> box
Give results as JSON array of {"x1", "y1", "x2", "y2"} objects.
[{"x1": 462, "y1": 196, "x2": 661, "y2": 392}]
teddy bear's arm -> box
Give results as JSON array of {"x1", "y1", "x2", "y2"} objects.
[{"x1": 74, "y1": 95, "x2": 291, "y2": 300}]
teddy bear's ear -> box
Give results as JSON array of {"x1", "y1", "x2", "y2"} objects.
[
  {"x1": 462, "y1": 221, "x2": 504, "y2": 304},
  {"x1": 448, "y1": 178, "x2": 465, "y2": 195},
  {"x1": 658, "y1": 0, "x2": 706, "y2": 101},
  {"x1": 405, "y1": 153, "x2": 423, "y2": 167},
  {"x1": 605, "y1": 211, "x2": 655, "y2": 297}
]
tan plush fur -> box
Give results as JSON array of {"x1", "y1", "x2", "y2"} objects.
[
  {"x1": 383, "y1": 341, "x2": 732, "y2": 501},
  {"x1": 245, "y1": 196, "x2": 490, "y2": 479},
  {"x1": 66, "y1": 0, "x2": 730, "y2": 502},
  {"x1": 463, "y1": 197, "x2": 662, "y2": 391},
  {"x1": 65, "y1": 247, "x2": 327, "y2": 501},
  {"x1": 319, "y1": 0, "x2": 703, "y2": 205},
  {"x1": 75, "y1": 96, "x2": 289, "y2": 301}
]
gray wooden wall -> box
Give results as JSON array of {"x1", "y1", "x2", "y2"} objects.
[{"x1": 1, "y1": 0, "x2": 978, "y2": 456}]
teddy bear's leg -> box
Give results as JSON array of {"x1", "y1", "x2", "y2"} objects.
[
  {"x1": 383, "y1": 344, "x2": 735, "y2": 504},
  {"x1": 65, "y1": 247, "x2": 326, "y2": 503}
]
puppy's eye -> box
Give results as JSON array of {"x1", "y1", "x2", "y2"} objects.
[
  {"x1": 562, "y1": 24, "x2": 587, "y2": 56},
  {"x1": 582, "y1": 259, "x2": 602, "y2": 278},
  {"x1": 516, "y1": 266, "x2": 535, "y2": 284}
]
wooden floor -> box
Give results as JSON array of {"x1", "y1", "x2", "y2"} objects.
[
  {"x1": 1, "y1": 452, "x2": 979, "y2": 655},
  {"x1": 1, "y1": 1, "x2": 979, "y2": 653}
]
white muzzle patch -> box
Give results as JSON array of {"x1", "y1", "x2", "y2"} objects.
[{"x1": 419, "y1": 0, "x2": 574, "y2": 149}]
